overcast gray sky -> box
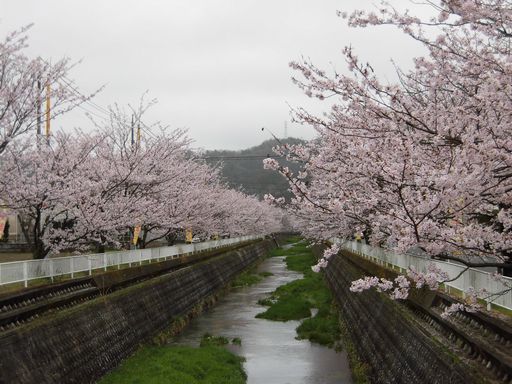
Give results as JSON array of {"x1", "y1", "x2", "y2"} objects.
[{"x1": 0, "y1": 0, "x2": 430, "y2": 150}]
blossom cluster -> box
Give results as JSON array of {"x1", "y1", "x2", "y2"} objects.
[
  {"x1": 350, "y1": 273, "x2": 411, "y2": 300},
  {"x1": 266, "y1": 0, "x2": 512, "y2": 313},
  {"x1": 311, "y1": 243, "x2": 340, "y2": 272}
]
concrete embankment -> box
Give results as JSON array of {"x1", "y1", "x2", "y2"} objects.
[
  {"x1": 321, "y1": 247, "x2": 489, "y2": 384},
  {"x1": 0, "y1": 240, "x2": 274, "y2": 384}
]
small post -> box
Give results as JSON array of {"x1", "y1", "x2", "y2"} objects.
[
  {"x1": 70, "y1": 258, "x2": 74, "y2": 278},
  {"x1": 23, "y1": 261, "x2": 28, "y2": 288},
  {"x1": 50, "y1": 259, "x2": 54, "y2": 283},
  {"x1": 88, "y1": 257, "x2": 92, "y2": 276},
  {"x1": 139, "y1": 249, "x2": 142, "y2": 266},
  {"x1": 117, "y1": 253, "x2": 121, "y2": 270},
  {"x1": 103, "y1": 253, "x2": 107, "y2": 271}
]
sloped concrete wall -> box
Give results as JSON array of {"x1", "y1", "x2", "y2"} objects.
[
  {"x1": 324, "y1": 251, "x2": 472, "y2": 384},
  {"x1": 0, "y1": 240, "x2": 272, "y2": 384}
]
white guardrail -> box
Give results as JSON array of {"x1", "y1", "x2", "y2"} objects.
[
  {"x1": 0, "y1": 235, "x2": 264, "y2": 288},
  {"x1": 333, "y1": 239, "x2": 512, "y2": 311}
]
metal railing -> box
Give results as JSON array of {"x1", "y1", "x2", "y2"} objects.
[
  {"x1": 0, "y1": 235, "x2": 264, "y2": 288},
  {"x1": 333, "y1": 239, "x2": 512, "y2": 311}
]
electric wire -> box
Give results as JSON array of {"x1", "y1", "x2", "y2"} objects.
[
  {"x1": 56, "y1": 77, "x2": 161, "y2": 140},
  {"x1": 202, "y1": 155, "x2": 284, "y2": 160}
]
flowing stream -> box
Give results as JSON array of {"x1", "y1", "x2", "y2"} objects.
[{"x1": 170, "y1": 255, "x2": 353, "y2": 384}]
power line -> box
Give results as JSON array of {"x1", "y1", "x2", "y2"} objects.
[
  {"x1": 57, "y1": 77, "x2": 161, "y2": 141},
  {"x1": 203, "y1": 155, "x2": 284, "y2": 160},
  {"x1": 59, "y1": 76, "x2": 111, "y2": 116}
]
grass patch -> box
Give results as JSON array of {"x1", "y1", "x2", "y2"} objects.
[
  {"x1": 257, "y1": 297, "x2": 275, "y2": 306},
  {"x1": 285, "y1": 252, "x2": 315, "y2": 274},
  {"x1": 199, "y1": 334, "x2": 242, "y2": 347},
  {"x1": 200, "y1": 333, "x2": 229, "y2": 347},
  {"x1": 98, "y1": 344, "x2": 246, "y2": 384},
  {"x1": 284, "y1": 236, "x2": 303, "y2": 244},
  {"x1": 296, "y1": 307, "x2": 341, "y2": 348},
  {"x1": 269, "y1": 248, "x2": 288, "y2": 257},
  {"x1": 231, "y1": 272, "x2": 262, "y2": 288},
  {"x1": 256, "y1": 295, "x2": 311, "y2": 321},
  {"x1": 256, "y1": 240, "x2": 341, "y2": 348},
  {"x1": 231, "y1": 269, "x2": 273, "y2": 288}
]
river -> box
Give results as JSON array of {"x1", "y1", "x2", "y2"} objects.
[{"x1": 170, "y1": 255, "x2": 353, "y2": 384}]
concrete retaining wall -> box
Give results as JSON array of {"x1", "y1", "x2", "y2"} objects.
[
  {"x1": 323, "y1": 250, "x2": 472, "y2": 384},
  {"x1": 0, "y1": 240, "x2": 273, "y2": 384}
]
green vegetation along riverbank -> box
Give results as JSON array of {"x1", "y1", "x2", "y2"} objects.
[
  {"x1": 99, "y1": 335, "x2": 246, "y2": 384},
  {"x1": 256, "y1": 240, "x2": 341, "y2": 348}
]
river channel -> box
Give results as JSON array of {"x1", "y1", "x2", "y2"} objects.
[{"x1": 170, "y1": 255, "x2": 353, "y2": 384}]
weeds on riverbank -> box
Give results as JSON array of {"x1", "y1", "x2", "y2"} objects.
[
  {"x1": 98, "y1": 343, "x2": 246, "y2": 384},
  {"x1": 231, "y1": 269, "x2": 274, "y2": 288},
  {"x1": 256, "y1": 240, "x2": 341, "y2": 348},
  {"x1": 284, "y1": 235, "x2": 302, "y2": 244},
  {"x1": 199, "y1": 333, "x2": 243, "y2": 347}
]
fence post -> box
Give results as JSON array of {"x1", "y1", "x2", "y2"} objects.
[
  {"x1": 117, "y1": 253, "x2": 121, "y2": 270},
  {"x1": 70, "y1": 257, "x2": 74, "y2": 278},
  {"x1": 50, "y1": 259, "x2": 54, "y2": 283},
  {"x1": 88, "y1": 257, "x2": 92, "y2": 276},
  {"x1": 103, "y1": 253, "x2": 107, "y2": 271},
  {"x1": 23, "y1": 261, "x2": 28, "y2": 288}
]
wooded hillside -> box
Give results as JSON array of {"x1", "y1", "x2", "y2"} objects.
[{"x1": 204, "y1": 138, "x2": 304, "y2": 199}]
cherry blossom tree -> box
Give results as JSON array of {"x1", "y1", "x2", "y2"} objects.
[
  {"x1": 0, "y1": 26, "x2": 283, "y2": 258},
  {"x1": 0, "y1": 100, "x2": 283, "y2": 258},
  {"x1": 266, "y1": 0, "x2": 512, "y2": 313},
  {"x1": 0, "y1": 25, "x2": 97, "y2": 153},
  {"x1": 0, "y1": 133, "x2": 101, "y2": 258}
]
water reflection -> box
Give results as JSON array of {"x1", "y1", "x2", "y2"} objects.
[{"x1": 170, "y1": 256, "x2": 353, "y2": 384}]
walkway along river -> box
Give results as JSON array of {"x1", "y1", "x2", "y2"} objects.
[{"x1": 170, "y1": 243, "x2": 353, "y2": 384}]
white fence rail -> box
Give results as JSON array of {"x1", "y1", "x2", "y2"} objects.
[
  {"x1": 0, "y1": 235, "x2": 263, "y2": 288},
  {"x1": 333, "y1": 239, "x2": 512, "y2": 311}
]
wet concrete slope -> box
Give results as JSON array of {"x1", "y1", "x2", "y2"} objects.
[{"x1": 0, "y1": 240, "x2": 273, "y2": 384}]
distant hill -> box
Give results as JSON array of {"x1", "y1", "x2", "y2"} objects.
[{"x1": 203, "y1": 138, "x2": 305, "y2": 199}]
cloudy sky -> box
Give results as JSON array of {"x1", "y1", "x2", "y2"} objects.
[{"x1": 0, "y1": 0, "x2": 430, "y2": 150}]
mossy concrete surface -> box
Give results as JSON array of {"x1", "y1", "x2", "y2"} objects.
[
  {"x1": 0, "y1": 240, "x2": 274, "y2": 384},
  {"x1": 322, "y1": 247, "x2": 473, "y2": 384}
]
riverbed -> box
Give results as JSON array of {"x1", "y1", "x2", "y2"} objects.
[{"x1": 170, "y1": 255, "x2": 353, "y2": 384}]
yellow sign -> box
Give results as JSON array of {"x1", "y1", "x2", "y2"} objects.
[
  {"x1": 185, "y1": 228, "x2": 193, "y2": 243},
  {"x1": 133, "y1": 225, "x2": 141, "y2": 245},
  {"x1": 0, "y1": 217, "x2": 6, "y2": 240}
]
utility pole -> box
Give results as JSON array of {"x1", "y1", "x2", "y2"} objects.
[
  {"x1": 36, "y1": 79, "x2": 42, "y2": 136},
  {"x1": 137, "y1": 122, "x2": 141, "y2": 145},
  {"x1": 45, "y1": 83, "x2": 51, "y2": 139},
  {"x1": 131, "y1": 114, "x2": 135, "y2": 146}
]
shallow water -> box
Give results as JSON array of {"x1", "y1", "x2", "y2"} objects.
[{"x1": 170, "y1": 256, "x2": 353, "y2": 384}]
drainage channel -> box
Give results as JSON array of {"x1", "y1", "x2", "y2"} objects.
[{"x1": 170, "y1": 255, "x2": 353, "y2": 384}]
